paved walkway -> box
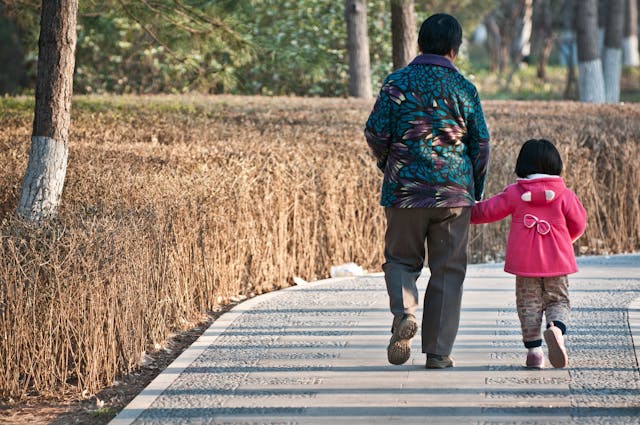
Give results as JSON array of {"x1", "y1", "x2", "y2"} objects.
[{"x1": 111, "y1": 255, "x2": 640, "y2": 425}]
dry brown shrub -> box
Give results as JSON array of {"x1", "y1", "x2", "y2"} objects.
[
  {"x1": 0, "y1": 95, "x2": 639, "y2": 400},
  {"x1": 470, "y1": 101, "x2": 640, "y2": 261}
]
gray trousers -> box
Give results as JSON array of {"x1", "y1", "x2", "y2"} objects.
[{"x1": 382, "y1": 207, "x2": 470, "y2": 356}]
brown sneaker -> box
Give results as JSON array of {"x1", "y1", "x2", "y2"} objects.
[
  {"x1": 544, "y1": 323, "x2": 568, "y2": 368},
  {"x1": 426, "y1": 353, "x2": 454, "y2": 369},
  {"x1": 387, "y1": 314, "x2": 418, "y2": 365}
]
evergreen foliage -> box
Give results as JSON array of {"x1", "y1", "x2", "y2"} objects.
[{"x1": 0, "y1": 0, "x2": 494, "y2": 96}]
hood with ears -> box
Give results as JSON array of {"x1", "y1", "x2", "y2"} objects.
[{"x1": 516, "y1": 177, "x2": 567, "y2": 206}]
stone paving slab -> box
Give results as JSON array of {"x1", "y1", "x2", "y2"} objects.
[{"x1": 111, "y1": 255, "x2": 640, "y2": 425}]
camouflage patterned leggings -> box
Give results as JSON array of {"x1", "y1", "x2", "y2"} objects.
[{"x1": 515, "y1": 275, "x2": 570, "y2": 345}]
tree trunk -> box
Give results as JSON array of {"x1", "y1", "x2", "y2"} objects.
[
  {"x1": 345, "y1": 0, "x2": 372, "y2": 98},
  {"x1": 511, "y1": 0, "x2": 533, "y2": 63},
  {"x1": 506, "y1": 0, "x2": 533, "y2": 89},
  {"x1": 603, "y1": 0, "x2": 624, "y2": 103},
  {"x1": 484, "y1": 13, "x2": 502, "y2": 73},
  {"x1": 496, "y1": 0, "x2": 521, "y2": 74},
  {"x1": 597, "y1": 0, "x2": 606, "y2": 51},
  {"x1": 17, "y1": 0, "x2": 78, "y2": 221},
  {"x1": 623, "y1": 0, "x2": 640, "y2": 65},
  {"x1": 576, "y1": 0, "x2": 605, "y2": 103},
  {"x1": 560, "y1": 0, "x2": 578, "y2": 99},
  {"x1": 532, "y1": 0, "x2": 558, "y2": 80},
  {"x1": 391, "y1": 0, "x2": 416, "y2": 70}
]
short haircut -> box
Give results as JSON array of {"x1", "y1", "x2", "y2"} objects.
[
  {"x1": 418, "y1": 13, "x2": 463, "y2": 55},
  {"x1": 515, "y1": 139, "x2": 564, "y2": 178}
]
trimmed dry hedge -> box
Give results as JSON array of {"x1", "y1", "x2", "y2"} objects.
[{"x1": 1, "y1": 95, "x2": 639, "y2": 399}]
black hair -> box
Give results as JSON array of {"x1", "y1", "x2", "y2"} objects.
[
  {"x1": 515, "y1": 139, "x2": 563, "y2": 178},
  {"x1": 418, "y1": 13, "x2": 463, "y2": 55}
]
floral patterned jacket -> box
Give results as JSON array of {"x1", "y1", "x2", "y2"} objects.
[{"x1": 364, "y1": 54, "x2": 490, "y2": 208}]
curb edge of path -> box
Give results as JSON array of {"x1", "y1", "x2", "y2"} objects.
[{"x1": 108, "y1": 275, "x2": 357, "y2": 425}]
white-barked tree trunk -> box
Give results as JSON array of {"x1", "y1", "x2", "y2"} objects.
[
  {"x1": 623, "y1": 0, "x2": 640, "y2": 65},
  {"x1": 602, "y1": 0, "x2": 624, "y2": 103},
  {"x1": 576, "y1": 0, "x2": 605, "y2": 103},
  {"x1": 17, "y1": 0, "x2": 77, "y2": 221}
]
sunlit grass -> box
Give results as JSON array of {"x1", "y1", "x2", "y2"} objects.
[
  {"x1": 472, "y1": 65, "x2": 570, "y2": 100},
  {"x1": 469, "y1": 63, "x2": 640, "y2": 102}
]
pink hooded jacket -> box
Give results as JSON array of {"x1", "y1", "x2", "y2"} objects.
[{"x1": 471, "y1": 176, "x2": 587, "y2": 277}]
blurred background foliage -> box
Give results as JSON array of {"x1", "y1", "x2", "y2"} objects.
[{"x1": 0, "y1": 0, "x2": 496, "y2": 96}]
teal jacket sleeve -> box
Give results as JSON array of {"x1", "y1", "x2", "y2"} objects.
[
  {"x1": 465, "y1": 87, "x2": 490, "y2": 201},
  {"x1": 364, "y1": 80, "x2": 394, "y2": 172}
]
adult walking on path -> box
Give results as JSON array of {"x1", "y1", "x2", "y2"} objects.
[
  {"x1": 364, "y1": 13, "x2": 490, "y2": 368},
  {"x1": 111, "y1": 255, "x2": 640, "y2": 425}
]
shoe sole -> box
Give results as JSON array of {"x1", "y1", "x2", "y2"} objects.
[
  {"x1": 544, "y1": 327, "x2": 568, "y2": 368},
  {"x1": 396, "y1": 317, "x2": 418, "y2": 340},
  {"x1": 426, "y1": 358, "x2": 454, "y2": 369},
  {"x1": 387, "y1": 337, "x2": 411, "y2": 365},
  {"x1": 387, "y1": 317, "x2": 418, "y2": 365}
]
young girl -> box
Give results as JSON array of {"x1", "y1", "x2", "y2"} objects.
[{"x1": 471, "y1": 139, "x2": 587, "y2": 369}]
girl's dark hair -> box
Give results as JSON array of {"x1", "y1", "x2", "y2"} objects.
[
  {"x1": 515, "y1": 139, "x2": 563, "y2": 178},
  {"x1": 418, "y1": 13, "x2": 463, "y2": 55}
]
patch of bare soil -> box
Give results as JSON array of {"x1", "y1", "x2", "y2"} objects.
[{"x1": 0, "y1": 305, "x2": 234, "y2": 425}]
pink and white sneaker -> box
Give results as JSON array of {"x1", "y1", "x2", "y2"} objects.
[
  {"x1": 526, "y1": 347, "x2": 545, "y2": 369},
  {"x1": 544, "y1": 323, "x2": 568, "y2": 368}
]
